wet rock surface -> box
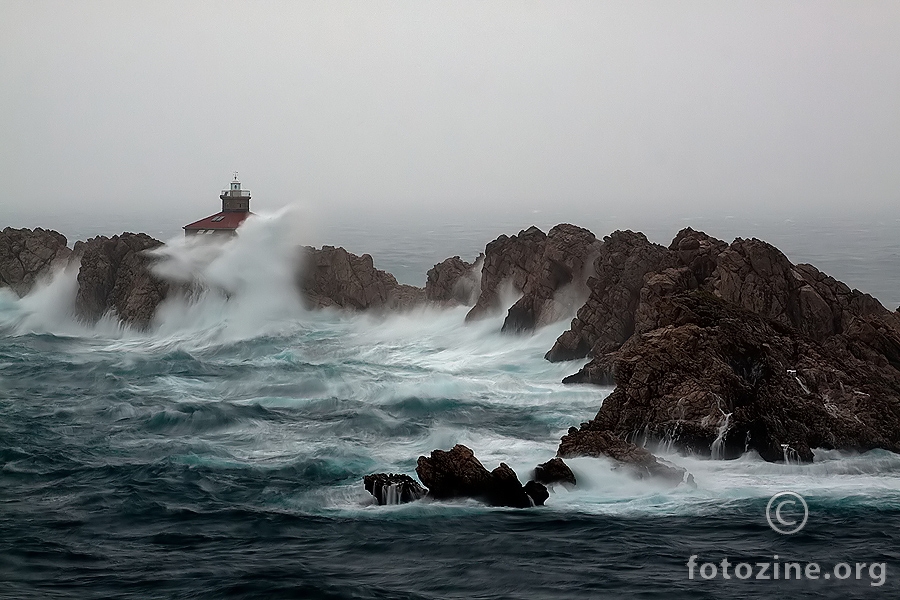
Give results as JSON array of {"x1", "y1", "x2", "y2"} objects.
[
  {"x1": 549, "y1": 227, "x2": 900, "y2": 464},
  {"x1": 502, "y1": 224, "x2": 600, "y2": 333},
  {"x1": 363, "y1": 473, "x2": 427, "y2": 505},
  {"x1": 415, "y1": 444, "x2": 547, "y2": 508},
  {"x1": 425, "y1": 255, "x2": 482, "y2": 306},
  {"x1": 546, "y1": 230, "x2": 677, "y2": 361},
  {"x1": 461, "y1": 223, "x2": 601, "y2": 331},
  {"x1": 532, "y1": 457, "x2": 577, "y2": 488},
  {"x1": 0, "y1": 227, "x2": 72, "y2": 297},
  {"x1": 73, "y1": 233, "x2": 168, "y2": 328},
  {"x1": 466, "y1": 226, "x2": 548, "y2": 322},
  {"x1": 558, "y1": 428, "x2": 693, "y2": 485},
  {"x1": 562, "y1": 290, "x2": 900, "y2": 463}
]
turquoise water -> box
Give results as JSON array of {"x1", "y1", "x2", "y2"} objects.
[{"x1": 2, "y1": 211, "x2": 900, "y2": 598}]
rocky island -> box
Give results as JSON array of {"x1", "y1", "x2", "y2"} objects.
[{"x1": 3, "y1": 221, "x2": 900, "y2": 508}]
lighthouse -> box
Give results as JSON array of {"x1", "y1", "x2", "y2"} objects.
[{"x1": 183, "y1": 173, "x2": 254, "y2": 236}]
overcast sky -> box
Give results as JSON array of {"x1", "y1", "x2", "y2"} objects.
[{"x1": 3, "y1": 1, "x2": 900, "y2": 236}]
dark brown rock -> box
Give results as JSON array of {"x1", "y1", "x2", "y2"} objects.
[
  {"x1": 523, "y1": 480, "x2": 550, "y2": 506},
  {"x1": 297, "y1": 245, "x2": 425, "y2": 311},
  {"x1": 425, "y1": 255, "x2": 482, "y2": 306},
  {"x1": 546, "y1": 230, "x2": 677, "y2": 361},
  {"x1": 488, "y1": 462, "x2": 536, "y2": 508},
  {"x1": 363, "y1": 473, "x2": 427, "y2": 505},
  {"x1": 415, "y1": 444, "x2": 543, "y2": 508},
  {"x1": 669, "y1": 227, "x2": 727, "y2": 284},
  {"x1": 532, "y1": 457, "x2": 576, "y2": 487},
  {"x1": 567, "y1": 290, "x2": 900, "y2": 463},
  {"x1": 73, "y1": 233, "x2": 168, "y2": 328},
  {"x1": 549, "y1": 226, "x2": 900, "y2": 464},
  {"x1": 0, "y1": 227, "x2": 71, "y2": 296},
  {"x1": 711, "y1": 237, "x2": 804, "y2": 332},
  {"x1": 708, "y1": 238, "x2": 898, "y2": 343},
  {"x1": 558, "y1": 428, "x2": 693, "y2": 485},
  {"x1": 465, "y1": 226, "x2": 547, "y2": 321},
  {"x1": 502, "y1": 224, "x2": 601, "y2": 333},
  {"x1": 633, "y1": 267, "x2": 698, "y2": 335},
  {"x1": 415, "y1": 444, "x2": 493, "y2": 500}
]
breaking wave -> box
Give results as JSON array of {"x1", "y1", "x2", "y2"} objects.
[{"x1": 3, "y1": 210, "x2": 900, "y2": 597}]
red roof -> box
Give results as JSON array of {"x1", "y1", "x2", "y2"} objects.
[{"x1": 183, "y1": 211, "x2": 253, "y2": 230}]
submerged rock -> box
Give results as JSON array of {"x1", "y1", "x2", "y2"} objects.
[
  {"x1": 0, "y1": 227, "x2": 71, "y2": 297},
  {"x1": 558, "y1": 428, "x2": 693, "y2": 486},
  {"x1": 73, "y1": 233, "x2": 168, "y2": 328},
  {"x1": 532, "y1": 457, "x2": 577, "y2": 488},
  {"x1": 363, "y1": 473, "x2": 427, "y2": 505},
  {"x1": 415, "y1": 444, "x2": 547, "y2": 508}
]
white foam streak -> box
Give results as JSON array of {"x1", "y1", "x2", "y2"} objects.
[
  {"x1": 5, "y1": 209, "x2": 900, "y2": 518},
  {"x1": 150, "y1": 208, "x2": 311, "y2": 345}
]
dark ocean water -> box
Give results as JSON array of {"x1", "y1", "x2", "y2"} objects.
[{"x1": 2, "y1": 212, "x2": 900, "y2": 599}]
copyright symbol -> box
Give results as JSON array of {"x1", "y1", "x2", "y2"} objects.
[{"x1": 766, "y1": 491, "x2": 808, "y2": 535}]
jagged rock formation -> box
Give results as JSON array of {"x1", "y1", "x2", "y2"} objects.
[
  {"x1": 564, "y1": 291, "x2": 900, "y2": 462},
  {"x1": 464, "y1": 224, "x2": 600, "y2": 331},
  {"x1": 297, "y1": 246, "x2": 424, "y2": 310},
  {"x1": 73, "y1": 233, "x2": 168, "y2": 328},
  {"x1": 558, "y1": 428, "x2": 694, "y2": 486},
  {"x1": 0, "y1": 227, "x2": 71, "y2": 296},
  {"x1": 363, "y1": 473, "x2": 427, "y2": 505},
  {"x1": 425, "y1": 255, "x2": 482, "y2": 306},
  {"x1": 502, "y1": 224, "x2": 600, "y2": 333},
  {"x1": 532, "y1": 457, "x2": 577, "y2": 488},
  {"x1": 552, "y1": 227, "x2": 900, "y2": 463},
  {"x1": 523, "y1": 480, "x2": 550, "y2": 505},
  {"x1": 415, "y1": 444, "x2": 548, "y2": 508},
  {"x1": 546, "y1": 230, "x2": 678, "y2": 361},
  {"x1": 465, "y1": 226, "x2": 547, "y2": 322}
]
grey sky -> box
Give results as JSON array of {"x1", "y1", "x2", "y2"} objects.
[{"x1": 3, "y1": 1, "x2": 900, "y2": 235}]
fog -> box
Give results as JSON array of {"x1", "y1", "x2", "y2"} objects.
[{"x1": 3, "y1": 1, "x2": 900, "y2": 239}]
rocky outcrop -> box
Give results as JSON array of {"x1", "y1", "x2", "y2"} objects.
[
  {"x1": 73, "y1": 233, "x2": 168, "y2": 328},
  {"x1": 0, "y1": 227, "x2": 71, "y2": 296},
  {"x1": 465, "y1": 226, "x2": 547, "y2": 322},
  {"x1": 532, "y1": 457, "x2": 576, "y2": 488},
  {"x1": 669, "y1": 227, "x2": 728, "y2": 284},
  {"x1": 550, "y1": 228, "x2": 900, "y2": 365},
  {"x1": 562, "y1": 290, "x2": 900, "y2": 463},
  {"x1": 557, "y1": 423, "x2": 694, "y2": 486},
  {"x1": 415, "y1": 444, "x2": 548, "y2": 508},
  {"x1": 550, "y1": 227, "x2": 900, "y2": 464},
  {"x1": 297, "y1": 246, "x2": 425, "y2": 311},
  {"x1": 363, "y1": 473, "x2": 427, "y2": 505},
  {"x1": 502, "y1": 224, "x2": 600, "y2": 333},
  {"x1": 558, "y1": 428, "x2": 694, "y2": 485},
  {"x1": 546, "y1": 230, "x2": 677, "y2": 361},
  {"x1": 462, "y1": 223, "x2": 601, "y2": 330},
  {"x1": 714, "y1": 239, "x2": 900, "y2": 344},
  {"x1": 425, "y1": 255, "x2": 482, "y2": 306},
  {"x1": 523, "y1": 480, "x2": 550, "y2": 505}
]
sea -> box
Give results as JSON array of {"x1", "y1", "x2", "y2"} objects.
[{"x1": 2, "y1": 207, "x2": 900, "y2": 599}]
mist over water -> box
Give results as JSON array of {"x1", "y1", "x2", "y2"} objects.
[{"x1": 2, "y1": 211, "x2": 900, "y2": 598}]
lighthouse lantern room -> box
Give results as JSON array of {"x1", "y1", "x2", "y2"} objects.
[{"x1": 184, "y1": 173, "x2": 254, "y2": 236}]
